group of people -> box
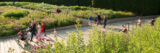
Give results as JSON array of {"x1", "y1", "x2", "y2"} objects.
[
  {"x1": 88, "y1": 15, "x2": 156, "y2": 33},
  {"x1": 88, "y1": 15, "x2": 108, "y2": 28},
  {"x1": 17, "y1": 21, "x2": 46, "y2": 43},
  {"x1": 121, "y1": 17, "x2": 156, "y2": 33}
]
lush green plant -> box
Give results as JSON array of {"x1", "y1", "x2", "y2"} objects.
[
  {"x1": 53, "y1": 22, "x2": 160, "y2": 53},
  {"x1": 70, "y1": 6, "x2": 90, "y2": 10},
  {"x1": 2, "y1": 10, "x2": 29, "y2": 19}
]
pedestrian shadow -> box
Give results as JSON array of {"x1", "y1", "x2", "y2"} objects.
[{"x1": 16, "y1": 40, "x2": 34, "y2": 52}]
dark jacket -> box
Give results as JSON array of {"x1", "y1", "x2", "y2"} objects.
[{"x1": 30, "y1": 24, "x2": 36, "y2": 33}]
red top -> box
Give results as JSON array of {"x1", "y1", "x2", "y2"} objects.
[{"x1": 41, "y1": 24, "x2": 45, "y2": 33}]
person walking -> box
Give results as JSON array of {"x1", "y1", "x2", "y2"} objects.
[
  {"x1": 36, "y1": 23, "x2": 41, "y2": 39},
  {"x1": 66, "y1": 8, "x2": 70, "y2": 15},
  {"x1": 30, "y1": 21, "x2": 36, "y2": 41},
  {"x1": 94, "y1": 16, "x2": 98, "y2": 24},
  {"x1": 88, "y1": 16, "x2": 93, "y2": 25},
  {"x1": 103, "y1": 16, "x2": 107, "y2": 28},
  {"x1": 41, "y1": 22, "x2": 46, "y2": 36},
  {"x1": 97, "y1": 15, "x2": 102, "y2": 25},
  {"x1": 137, "y1": 18, "x2": 142, "y2": 26},
  {"x1": 150, "y1": 18, "x2": 155, "y2": 26}
]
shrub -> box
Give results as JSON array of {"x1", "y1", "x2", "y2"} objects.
[
  {"x1": 2, "y1": 10, "x2": 29, "y2": 19},
  {"x1": 70, "y1": 6, "x2": 90, "y2": 10},
  {"x1": 0, "y1": 2, "x2": 8, "y2": 6}
]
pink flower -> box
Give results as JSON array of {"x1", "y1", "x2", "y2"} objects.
[
  {"x1": 27, "y1": 38, "x2": 31, "y2": 40},
  {"x1": 36, "y1": 33, "x2": 40, "y2": 39},
  {"x1": 33, "y1": 46, "x2": 41, "y2": 49},
  {"x1": 35, "y1": 41, "x2": 39, "y2": 44},
  {"x1": 46, "y1": 38, "x2": 51, "y2": 41},
  {"x1": 39, "y1": 37, "x2": 45, "y2": 40},
  {"x1": 50, "y1": 43, "x2": 54, "y2": 46}
]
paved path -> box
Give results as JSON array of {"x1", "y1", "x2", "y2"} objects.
[{"x1": 0, "y1": 18, "x2": 152, "y2": 53}]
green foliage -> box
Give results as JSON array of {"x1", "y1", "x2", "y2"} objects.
[
  {"x1": 70, "y1": 6, "x2": 90, "y2": 10},
  {"x1": 44, "y1": 15, "x2": 77, "y2": 29},
  {"x1": 71, "y1": 9, "x2": 134, "y2": 19},
  {"x1": 2, "y1": 10, "x2": 29, "y2": 19}
]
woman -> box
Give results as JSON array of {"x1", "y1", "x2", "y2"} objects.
[
  {"x1": 41, "y1": 22, "x2": 46, "y2": 36},
  {"x1": 36, "y1": 23, "x2": 41, "y2": 39}
]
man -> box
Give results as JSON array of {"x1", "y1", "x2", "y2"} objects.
[
  {"x1": 97, "y1": 15, "x2": 102, "y2": 25},
  {"x1": 103, "y1": 16, "x2": 107, "y2": 28},
  {"x1": 137, "y1": 18, "x2": 142, "y2": 26},
  {"x1": 150, "y1": 18, "x2": 155, "y2": 26},
  {"x1": 30, "y1": 21, "x2": 36, "y2": 41},
  {"x1": 88, "y1": 16, "x2": 93, "y2": 25}
]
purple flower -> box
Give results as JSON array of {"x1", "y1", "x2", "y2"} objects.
[
  {"x1": 46, "y1": 38, "x2": 51, "y2": 41},
  {"x1": 27, "y1": 38, "x2": 31, "y2": 40},
  {"x1": 38, "y1": 37, "x2": 45, "y2": 40},
  {"x1": 50, "y1": 43, "x2": 53, "y2": 46},
  {"x1": 41, "y1": 37, "x2": 45, "y2": 40},
  {"x1": 33, "y1": 46, "x2": 41, "y2": 49},
  {"x1": 35, "y1": 41, "x2": 39, "y2": 44}
]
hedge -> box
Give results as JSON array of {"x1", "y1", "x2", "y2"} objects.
[{"x1": 1, "y1": 0, "x2": 159, "y2": 15}]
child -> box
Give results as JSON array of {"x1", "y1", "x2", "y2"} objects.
[
  {"x1": 53, "y1": 29, "x2": 58, "y2": 38},
  {"x1": 27, "y1": 32, "x2": 31, "y2": 40}
]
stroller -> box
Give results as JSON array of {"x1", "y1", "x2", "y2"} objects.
[{"x1": 17, "y1": 27, "x2": 31, "y2": 47}]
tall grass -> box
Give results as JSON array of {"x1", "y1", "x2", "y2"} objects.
[{"x1": 54, "y1": 17, "x2": 160, "y2": 53}]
